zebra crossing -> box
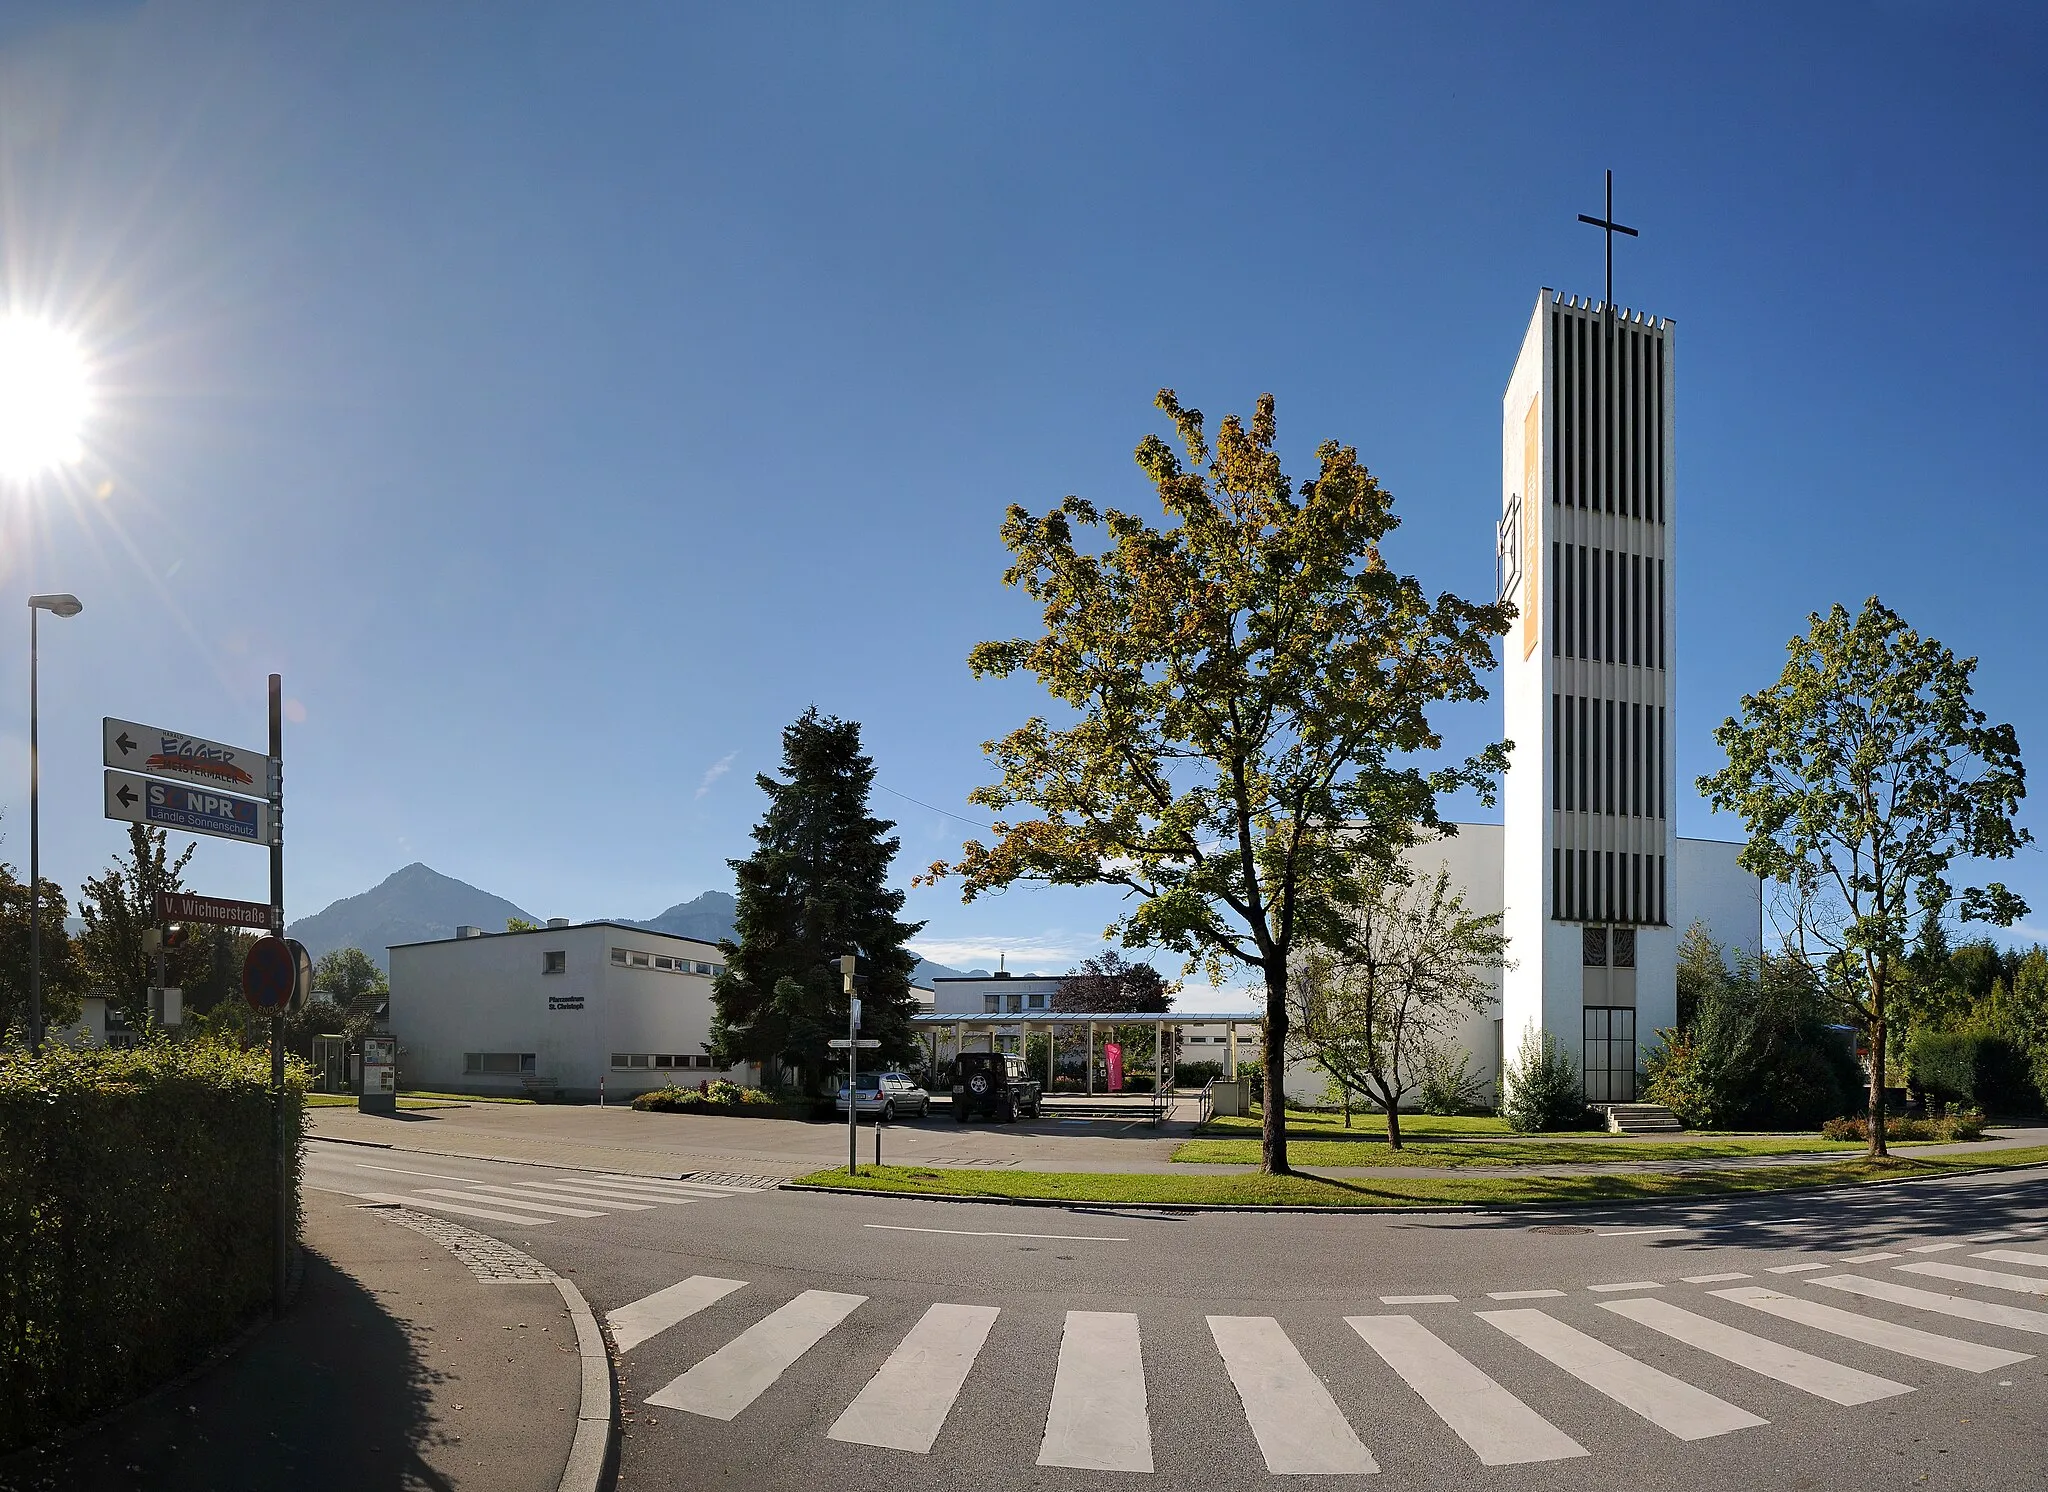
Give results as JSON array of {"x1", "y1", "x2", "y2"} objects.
[
  {"x1": 353, "y1": 1169, "x2": 763, "y2": 1226},
  {"x1": 608, "y1": 1245, "x2": 2048, "y2": 1476}
]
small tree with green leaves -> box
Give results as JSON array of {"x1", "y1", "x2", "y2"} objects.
[
  {"x1": 1288, "y1": 863, "x2": 1507, "y2": 1148},
  {"x1": 1501, "y1": 1026, "x2": 1590, "y2": 1132},
  {"x1": 928, "y1": 391, "x2": 1510, "y2": 1174},
  {"x1": 1698, "y1": 599, "x2": 2029, "y2": 1157}
]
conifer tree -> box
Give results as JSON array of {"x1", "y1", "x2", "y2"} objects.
[{"x1": 710, "y1": 709, "x2": 923, "y2": 1087}]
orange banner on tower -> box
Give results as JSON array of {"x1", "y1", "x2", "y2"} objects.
[{"x1": 1521, "y1": 395, "x2": 1541, "y2": 658}]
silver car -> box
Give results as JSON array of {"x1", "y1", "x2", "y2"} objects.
[{"x1": 834, "y1": 1071, "x2": 930, "y2": 1120}]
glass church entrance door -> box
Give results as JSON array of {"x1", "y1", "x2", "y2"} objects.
[{"x1": 1581, "y1": 1006, "x2": 1637, "y2": 1103}]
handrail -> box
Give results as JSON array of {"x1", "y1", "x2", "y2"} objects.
[{"x1": 1198, "y1": 1079, "x2": 1216, "y2": 1127}]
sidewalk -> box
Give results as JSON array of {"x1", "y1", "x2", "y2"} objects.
[
  {"x1": 0, "y1": 1191, "x2": 589, "y2": 1492},
  {"x1": 307, "y1": 1100, "x2": 2048, "y2": 1181}
]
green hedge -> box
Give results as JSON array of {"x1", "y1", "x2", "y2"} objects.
[{"x1": 0, "y1": 1040, "x2": 304, "y2": 1453}]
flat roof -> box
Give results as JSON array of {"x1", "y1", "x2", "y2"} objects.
[
  {"x1": 388, "y1": 921, "x2": 725, "y2": 953},
  {"x1": 912, "y1": 1011, "x2": 1262, "y2": 1025}
]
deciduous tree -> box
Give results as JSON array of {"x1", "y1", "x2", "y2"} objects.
[
  {"x1": 0, "y1": 864, "x2": 84, "y2": 1039},
  {"x1": 928, "y1": 391, "x2": 1510, "y2": 1173},
  {"x1": 1698, "y1": 599, "x2": 2029, "y2": 1156},
  {"x1": 1286, "y1": 863, "x2": 1505, "y2": 1148}
]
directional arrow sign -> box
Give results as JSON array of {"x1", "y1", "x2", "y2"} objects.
[
  {"x1": 827, "y1": 1038, "x2": 881, "y2": 1049},
  {"x1": 104, "y1": 717, "x2": 273, "y2": 797},
  {"x1": 106, "y1": 769, "x2": 275, "y2": 846}
]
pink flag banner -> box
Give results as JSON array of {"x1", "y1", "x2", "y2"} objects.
[{"x1": 1104, "y1": 1041, "x2": 1123, "y2": 1091}]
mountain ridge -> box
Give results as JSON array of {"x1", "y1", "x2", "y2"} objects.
[{"x1": 287, "y1": 865, "x2": 973, "y2": 984}]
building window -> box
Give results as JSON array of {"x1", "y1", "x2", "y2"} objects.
[
  {"x1": 1613, "y1": 929, "x2": 1636, "y2": 968},
  {"x1": 610, "y1": 948, "x2": 627, "y2": 966},
  {"x1": 695, "y1": 961, "x2": 717, "y2": 976},
  {"x1": 983, "y1": 995, "x2": 1000, "y2": 1014},
  {"x1": 1027, "y1": 992, "x2": 1047, "y2": 1010},
  {"x1": 1582, "y1": 927, "x2": 1608, "y2": 968},
  {"x1": 464, "y1": 1052, "x2": 535, "y2": 1075},
  {"x1": 543, "y1": 950, "x2": 566, "y2": 975}
]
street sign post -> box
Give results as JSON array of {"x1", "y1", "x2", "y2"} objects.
[
  {"x1": 105, "y1": 769, "x2": 274, "y2": 845},
  {"x1": 826, "y1": 1038, "x2": 881, "y2": 1049},
  {"x1": 107, "y1": 685, "x2": 289, "y2": 1317},
  {"x1": 103, "y1": 717, "x2": 272, "y2": 796},
  {"x1": 155, "y1": 891, "x2": 277, "y2": 931}
]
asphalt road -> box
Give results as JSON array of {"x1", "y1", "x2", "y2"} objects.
[{"x1": 306, "y1": 1140, "x2": 2048, "y2": 1492}]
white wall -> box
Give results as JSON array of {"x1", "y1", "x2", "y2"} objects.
[
  {"x1": 1676, "y1": 837, "x2": 1764, "y2": 964},
  {"x1": 390, "y1": 924, "x2": 748, "y2": 1099}
]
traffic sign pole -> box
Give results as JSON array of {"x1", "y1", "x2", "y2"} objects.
[{"x1": 269, "y1": 673, "x2": 287, "y2": 1320}]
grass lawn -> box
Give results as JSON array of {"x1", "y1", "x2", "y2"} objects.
[
  {"x1": 305, "y1": 1093, "x2": 460, "y2": 1110},
  {"x1": 1206, "y1": 1110, "x2": 1609, "y2": 1139},
  {"x1": 792, "y1": 1145, "x2": 2048, "y2": 1209}
]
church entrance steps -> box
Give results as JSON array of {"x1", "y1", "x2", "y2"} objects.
[{"x1": 1601, "y1": 1103, "x2": 1685, "y2": 1134}]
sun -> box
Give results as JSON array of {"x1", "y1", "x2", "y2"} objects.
[{"x1": 0, "y1": 316, "x2": 89, "y2": 480}]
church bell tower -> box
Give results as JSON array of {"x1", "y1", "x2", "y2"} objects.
[{"x1": 1496, "y1": 219, "x2": 1677, "y2": 1103}]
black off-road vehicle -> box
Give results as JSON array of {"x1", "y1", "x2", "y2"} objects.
[{"x1": 950, "y1": 1051, "x2": 1043, "y2": 1123}]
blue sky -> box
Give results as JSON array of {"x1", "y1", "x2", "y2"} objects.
[{"x1": 1, "y1": 3, "x2": 2043, "y2": 1007}]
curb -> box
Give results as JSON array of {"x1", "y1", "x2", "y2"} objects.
[
  {"x1": 783, "y1": 1154, "x2": 2048, "y2": 1216},
  {"x1": 552, "y1": 1275, "x2": 619, "y2": 1492}
]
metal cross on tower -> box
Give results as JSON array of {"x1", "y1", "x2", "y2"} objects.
[{"x1": 1577, "y1": 169, "x2": 1638, "y2": 312}]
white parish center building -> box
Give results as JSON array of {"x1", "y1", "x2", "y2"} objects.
[{"x1": 390, "y1": 921, "x2": 759, "y2": 1099}]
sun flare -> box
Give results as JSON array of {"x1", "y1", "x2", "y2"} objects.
[{"x1": 0, "y1": 316, "x2": 89, "y2": 480}]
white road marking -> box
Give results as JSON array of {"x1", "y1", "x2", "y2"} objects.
[
  {"x1": 1907, "y1": 1241, "x2": 1966, "y2": 1253},
  {"x1": 1380, "y1": 1294, "x2": 1457, "y2": 1305},
  {"x1": 1349, "y1": 1314, "x2": 1586, "y2": 1466},
  {"x1": 409, "y1": 1187, "x2": 605, "y2": 1219},
  {"x1": 1587, "y1": 1281, "x2": 1661, "y2": 1293},
  {"x1": 827, "y1": 1303, "x2": 1000, "y2": 1453},
  {"x1": 1815, "y1": 1274, "x2": 2048, "y2": 1336},
  {"x1": 1598, "y1": 1226, "x2": 1689, "y2": 1236},
  {"x1": 594, "y1": 1173, "x2": 749, "y2": 1195},
  {"x1": 863, "y1": 1224, "x2": 1129, "y2": 1242},
  {"x1": 511, "y1": 1180, "x2": 699, "y2": 1206},
  {"x1": 1900, "y1": 1261, "x2": 2048, "y2": 1298},
  {"x1": 1968, "y1": 1233, "x2": 2019, "y2": 1244},
  {"x1": 351, "y1": 1162, "x2": 484, "y2": 1182},
  {"x1": 1712, "y1": 1286, "x2": 2031, "y2": 1373},
  {"x1": 1682, "y1": 1273, "x2": 1752, "y2": 1284},
  {"x1": 1975, "y1": 1248, "x2": 2048, "y2": 1271},
  {"x1": 1600, "y1": 1297, "x2": 1910, "y2": 1406},
  {"x1": 1479, "y1": 1308, "x2": 1767, "y2": 1440},
  {"x1": 1488, "y1": 1289, "x2": 1565, "y2": 1300},
  {"x1": 1840, "y1": 1252, "x2": 1899, "y2": 1264},
  {"x1": 1207, "y1": 1316, "x2": 1376, "y2": 1475},
  {"x1": 1038, "y1": 1311, "x2": 1152, "y2": 1472},
  {"x1": 1767, "y1": 1262, "x2": 1831, "y2": 1274},
  {"x1": 356, "y1": 1191, "x2": 554, "y2": 1227},
  {"x1": 647, "y1": 1290, "x2": 867, "y2": 1420},
  {"x1": 460, "y1": 1183, "x2": 654, "y2": 1212},
  {"x1": 607, "y1": 1276, "x2": 746, "y2": 1353}
]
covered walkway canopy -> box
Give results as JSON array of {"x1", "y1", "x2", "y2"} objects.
[{"x1": 909, "y1": 1010, "x2": 1265, "y2": 1095}]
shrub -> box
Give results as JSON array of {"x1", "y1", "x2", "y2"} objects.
[
  {"x1": 1417, "y1": 1043, "x2": 1486, "y2": 1116},
  {"x1": 1906, "y1": 1028, "x2": 2039, "y2": 1114},
  {"x1": 1821, "y1": 1105, "x2": 1986, "y2": 1143},
  {"x1": 1501, "y1": 1026, "x2": 1593, "y2": 1132},
  {"x1": 630, "y1": 1082, "x2": 776, "y2": 1112},
  {"x1": 1174, "y1": 1060, "x2": 1226, "y2": 1089},
  {"x1": 0, "y1": 1039, "x2": 304, "y2": 1453},
  {"x1": 1121, "y1": 1074, "x2": 1155, "y2": 1093},
  {"x1": 1643, "y1": 941, "x2": 1859, "y2": 1130}
]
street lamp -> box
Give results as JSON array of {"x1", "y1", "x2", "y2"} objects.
[{"x1": 28, "y1": 592, "x2": 82, "y2": 1053}]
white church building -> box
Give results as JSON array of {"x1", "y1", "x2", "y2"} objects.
[{"x1": 1423, "y1": 288, "x2": 1760, "y2": 1107}]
